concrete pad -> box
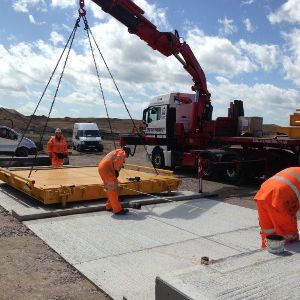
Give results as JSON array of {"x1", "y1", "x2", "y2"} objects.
[
  {"x1": 0, "y1": 182, "x2": 205, "y2": 221},
  {"x1": 24, "y1": 199, "x2": 262, "y2": 299},
  {"x1": 141, "y1": 198, "x2": 258, "y2": 236},
  {"x1": 156, "y1": 242, "x2": 300, "y2": 299},
  {"x1": 207, "y1": 227, "x2": 261, "y2": 252},
  {"x1": 77, "y1": 238, "x2": 240, "y2": 300},
  {"x1": 26, "y1": 211, "x2": 200, "y2": 265}
]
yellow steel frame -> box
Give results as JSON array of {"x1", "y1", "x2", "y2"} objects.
[{"x1": 0, "y1": 164, "x2": 181, "y2": 207}]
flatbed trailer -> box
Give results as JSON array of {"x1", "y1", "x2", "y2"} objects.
[
  {"x1": 0, "y1": 164, "x2": 181, "y2": 207},
  {"x1": 120, "y1": 134, "x2": 300, "y2": 184},
  {"x1": 0, "y1": 155, "x2": 69, "y2": 168}
]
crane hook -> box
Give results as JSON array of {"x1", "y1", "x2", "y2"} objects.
[{"x1": 78, "y1": 0, "x2": 86, "y2": 16}]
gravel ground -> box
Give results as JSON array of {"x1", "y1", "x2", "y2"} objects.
[
  {"x1": 0, "y1": 140, "x2": 262, "y2": 299},
  {"x1": 0, "y1": 205, "x2": 109, "y2": 300}
]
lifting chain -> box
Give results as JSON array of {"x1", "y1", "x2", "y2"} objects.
[{"x1": 78, "y1": 0, "x2": 86, "y2": 16}]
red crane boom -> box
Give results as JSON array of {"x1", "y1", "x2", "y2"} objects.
[{"x1": 91, "y1": 0, "x2": 210, "y2": 117}]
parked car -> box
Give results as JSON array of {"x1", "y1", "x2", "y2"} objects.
[
  {"x1": 72, "y1": 123, "x2": 103, "y2": 152},
  {"x1": 0, "y1": 126, "x2": 37, "y2": 157}
]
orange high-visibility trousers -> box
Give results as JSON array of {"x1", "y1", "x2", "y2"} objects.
[
  {"x1": 254, "y1": 167, "x2": 300, "y2": 248},
  {"x1": 255, "y1": 199, "x2": 299, "y2": 247},
  {"x1": 47, "y1": 135, "x2": 67, "y2": 168},
  {"x1": 98, "y1": 159, "x2": 122, "y2": 213},
  {"x1": 50, "y1": 155, "x2": 64, "y2": 168}
]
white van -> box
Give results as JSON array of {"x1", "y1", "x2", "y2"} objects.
[
  {"x1": 0, "y1": 125, "x2": 37, "y2": 157},
  {"x1": 72, "y1": 123, "x2": 103, "y2": 152}
]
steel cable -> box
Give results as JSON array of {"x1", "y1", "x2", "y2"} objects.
[
  {"x1": 28, "y1": 16, "x2": 81, "y2": 178},
  {"x1": 83, "y1": 16, "x2": 158, "y2": 175},
  {"x1": 83, "y1": 17, "x2": 116, "y2": 149},
  {"x1": 7, "y1": 17, "x2": 81, "y2": 172}
]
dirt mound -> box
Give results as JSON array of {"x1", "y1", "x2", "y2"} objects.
[{"x1": 0, "y1": 107, "x2": 142, "y2": 138}]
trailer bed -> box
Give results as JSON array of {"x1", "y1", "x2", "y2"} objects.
[
  {"x1": 0, "y1": 164, "x2": 181, "y2": 206},
  {"x1": 219, "y1": 136, "x2": 300, "y2": 150}
]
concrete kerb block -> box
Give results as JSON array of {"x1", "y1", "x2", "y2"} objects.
[
  {"x1": 10, "y1": 191, "x2": 217, "y2": 222},
  {"x1": 156, "y1": 276, "x2": 193, "y2": 300}
]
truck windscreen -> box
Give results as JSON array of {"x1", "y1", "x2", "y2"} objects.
[{"x1": 78, "y1": 130, "x2": 100, "y2": 137}]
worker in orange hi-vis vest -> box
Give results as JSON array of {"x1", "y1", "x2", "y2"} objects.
[
  {"x1": 98, "y1": 146, "x2": 131, "y2": 215},
  {"x1": 47, "y1": 128, "x2": 68, "y2": 168},
  {"x1": 254, "y1": 167, "x2": 300, "y2": 248}
]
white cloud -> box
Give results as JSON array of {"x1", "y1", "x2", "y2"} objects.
[
  {"x1": 243, "y1": 18, "x2": 256, "y2": 33},
  {"x1": 50, "y1": 32, "x2": 65, "y2": 46},
  {"x1": 134, "y1": 0, "x2": 169, "y2": 30},
  {"x1": 29, "y1": 14, "x2": 46, "y2": 25},
  {"x1": 218, "y1": 17, "x2": 238, "y2": 36},
  {"x1": 211, "y1": 77, "x2": 300, "y2": 125},
  {"x1": 29, "y1": 15, "x2": 36, "y2": 24},
  {"x1": 186, "y1": 28, "x2": 256, "y2": 76},
  {"x1": 268, "y1": 0, "x2": 300, "y2": 24},
  {"x1": 89, "y1": 0, "x2": 169, "y2": 29},
  {"x1": 13, "y1": 0, "x2": 46, "y2": 13},
  {"x1": 18, "y1": 101, "x2": 51, "y2": 116},
  {"x1": 282, "y1": 28, "x2": 300, "y2": 86},
  {"x1": 51, "y1": 0, "x2": 76, "y2": 9},
  {"x1": 238, "y1": 40, "x2": 279, "y2": 71},
  {"x1": 241, "y1": 0, "x2": 255, "y2": 5}
]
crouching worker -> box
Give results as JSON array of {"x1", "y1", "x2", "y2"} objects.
[
  {"x1": 47, "y1": 128, "x2": 68, "y2": 168},
  {"x1": 254, "y1": 167, "x2": 300, "y2": 248},
  {"x1": 98, "y1": 146, "x2": 131, "y2": 215}
]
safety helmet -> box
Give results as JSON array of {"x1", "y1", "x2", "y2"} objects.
[
  {"x1": 55, "y1": 128, "x2": 62, "y2": 134},
  {"x1": 122, "y1": 145, "x2": 131, "y2": 158}
]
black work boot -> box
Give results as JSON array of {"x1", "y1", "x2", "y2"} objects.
[{"x1": 115, "y1": 208, "x2": 129, "y2": 215}]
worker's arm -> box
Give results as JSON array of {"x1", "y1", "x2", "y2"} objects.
[{"x1": 113, "y1": 150, "x2": 126, "y2": 171}]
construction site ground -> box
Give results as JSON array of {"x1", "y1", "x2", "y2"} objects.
[{"x1": 1, "y1": 140, "x2": 263, "y2": 299}]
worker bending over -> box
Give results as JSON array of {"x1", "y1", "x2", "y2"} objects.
[
  {"x1": 47, "y1": 128, "x2": 68, "y2": 168},
  {"x1": 98, "y1": 146, "x2": 131, "y2": 215},
  {"x1": 254, "y1": 167, "x2": 300, "y2": 248}
]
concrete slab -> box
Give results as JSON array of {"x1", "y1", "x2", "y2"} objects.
[
  {"x1": 0, "y1": 182, "x2": 205, "y2": 221},
  {"x1": 140, "y1": 199, "x2": 258, "y2": 237},
  {"x1": 23, "y1": 199, "x2": 262, "y2": 300},
  {"x1": 77, "y1": 238, "x2": 240, "y2": 300},
  {"x1": 156, "y1": 242, "x2": 300, "y2": 299}
]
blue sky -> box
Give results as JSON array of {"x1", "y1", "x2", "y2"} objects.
[{"x1": 0, "y1": 0, "x2": 300, "y2": 126}]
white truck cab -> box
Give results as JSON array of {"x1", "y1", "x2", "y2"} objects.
[
  {"x1": 0, "y1": 126, "x2": 37, "y2": 157},
  {"x1": 72, "y1": 123, "x2": 103, "y2": 152},
  {"x1": 142, "y1": 93, "x2": 195, "y2": 168}
]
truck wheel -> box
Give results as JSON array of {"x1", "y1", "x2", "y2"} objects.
[
  {"x1": 199, "y1": 152, "x2": 217, "y2": 180},
  {"x1": 76, "y1": 145, "x2": 81, "y2": 152},
  {"x1": 97, "y1": 144, "x2": 104, "y2": 152},
  {"x1": 152, "y1": 149, "x2": 165, "y2": 169},
  {"x1": 15, "y1": 147, "x2": 29, "y2": 157},
  {"x1": 73, "y1": 143, "x2": 76, "y2": 150},
  {"x1": 221, "y1": 153, "x2": 244, "y2": 185}
]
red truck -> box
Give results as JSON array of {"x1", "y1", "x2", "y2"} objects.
[{"x1": 92, "y1": 0, "x2": 300, "y2": 184}]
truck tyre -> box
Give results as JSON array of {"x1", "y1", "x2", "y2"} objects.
[
  {"x1": 97, "y1": 144, "x2": 104, "y2": 152},
  {"x1": 15, "y1": 147, "x2": 29, "y2": 157},
  {"x1": 221, "y1": 152, "x2": 244, "y2": 185},
  {"x1": 199, "y1": 152, "x2": 217, "y2": 180},
  {"x1": 73, "y1": 143, "x2": 76, "y2": 150},
  {"x1": 76, "y1": 145, "x2": 82, "y2": 152},
  {"x1": 152, "y1": 149, "x2": 165, "y2": 169}
]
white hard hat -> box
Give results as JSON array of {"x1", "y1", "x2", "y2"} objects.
[{"x1": 55, "y1": 128, "x2": 62, "y2": 133}]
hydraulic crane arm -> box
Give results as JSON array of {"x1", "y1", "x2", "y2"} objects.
[{"x1": 91, "y1": 0, "x2": 209, "y2": 95}]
